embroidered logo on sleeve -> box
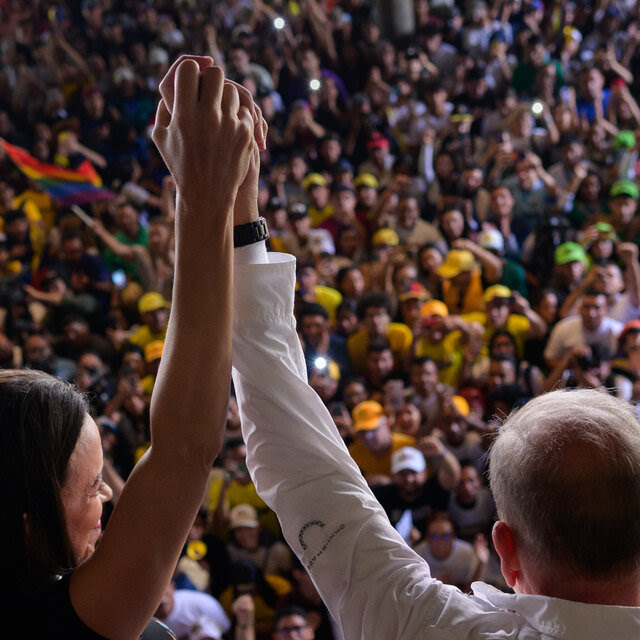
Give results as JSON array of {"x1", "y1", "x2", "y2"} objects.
[{"x1": 298, "y1": 520, "x2": 346, "y2": 569}]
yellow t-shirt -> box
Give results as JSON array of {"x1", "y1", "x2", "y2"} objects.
[
  {"x1": 129, "y1": 325, "x2": 167, "y2": 350},
  {"x1": 0, "y1": 197, "x2": 47, "y2": 275},
  {"x1": 208, "y1": 476, "x2": 281, "y2": 539},
  {"x1": 461, "y1": 311, "x2": 531, "y2": 359},
  {"x1": 348, "y1": 432, "x2": 415, "y2": 477},
  {"x1": 141, "y1": 374, "x2": 155, "y2": 396},
  {"x1": 442, "y1": 271, "x2": 485, "y2": 314},
  {"x1": 347, "y1": 323, "x2": 413, "y2": 374},
  {"x1": 415, "y1": 330, "x2": 465, "y2": 388},
  {"x1": 308, "y1": 203, "x2": 334, "y2": 227},
  {"x1": 15, "y1": 190, "x2": 56, "y2": 230}
]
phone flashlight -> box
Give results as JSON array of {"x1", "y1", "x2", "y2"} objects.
[{"x1": 531, "y1": 100, "x2": 544, "y2": 116}]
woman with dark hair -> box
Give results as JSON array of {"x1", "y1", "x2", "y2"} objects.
[
  {"x1": 417, "y1": 242, "x2": 445, "y2": 299},
  {"x1": 7, "y1": 56, "x2": 264, "y2": 638},
  {"x1": 437, "y1": 205, "x2": 473, "y2": 249}
]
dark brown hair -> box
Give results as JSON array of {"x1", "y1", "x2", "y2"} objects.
[{"x1": 0, "y1": 369, "x2": 87, "y2": 600}]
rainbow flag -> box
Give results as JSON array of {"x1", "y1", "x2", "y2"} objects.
[{"x1": 1, "y1": 139, "x2": 116, "y2": 206}]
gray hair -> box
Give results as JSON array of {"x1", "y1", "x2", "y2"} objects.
[{"x1": 489, "y1": 388, "x2": 640, "y2": 579}]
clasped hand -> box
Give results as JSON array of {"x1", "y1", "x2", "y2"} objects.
[{"x1": 152, "y1": 55, "x2": 267, "y2": 214}]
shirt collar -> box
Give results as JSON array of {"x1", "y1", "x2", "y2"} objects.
[{"x1": 472, "y1": 582, "x2": 640, "y2": 638}]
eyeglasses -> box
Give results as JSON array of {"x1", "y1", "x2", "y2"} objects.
[
  {"x1": 275, "y1": 625, "x2": 309, "y2": 637},
  {"x1": 429, "y1": 532, "x2": 453, "y2": 541}
]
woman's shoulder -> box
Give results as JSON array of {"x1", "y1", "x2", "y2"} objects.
[
  {"x1": 31, "y1": 575, "x2": 176, "y2": 639},
  {"x1": 29, "y1": 574, "x2": 108, "y2": 639}
]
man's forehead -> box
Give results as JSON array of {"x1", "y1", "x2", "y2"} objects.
[
  {"x1": 277, "y1": 614, "x2": 307, "y2": 628},
  {"x1": 365, "y1": 306, "x2": 388, "y2": 315},
  {"x1": 461, "y1": 466, "x2": 479, "y2": 480},
  {"x1": 582, "y1": 294, "x2": 606, "y2": 306}
]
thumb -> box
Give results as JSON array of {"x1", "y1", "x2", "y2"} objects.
[{"x1": 151, "y1": 100, "x2": 171, "y2": 146}]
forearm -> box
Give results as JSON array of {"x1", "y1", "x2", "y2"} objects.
[
  {"x1": 542, "y1": 355, "x2": 571, "y2": 392},
  {"x1": 150, "y1": 198, "x2": 232, "y2": 459},
  {"x1": 537, "y1": 168, "x2": 559, "y2": 196},
  {"x1": 417, "y1": 142, "x2": 435, "y2": 184},
  {"x1": 523, "y1": 308, "x2": 547, "y2": 339},
  {"x1": 624, "y1": 258, "x2": 640, "y2": 308},
  {"x1": 211, "y1": 482, "x2": 231, "y2": 534},
  {"x1": 559, "y1": 278, "x2": 589, "y2": 318},
  {"x1": 436, "y1": 449, "x2": 461, "y2": 491},
  {"x1": 94, "y1": 226, "x2": 137, "y2": 262},
  {"x1": 74, "y1": 142, "x2": 107, "y2": 168},
  {"x1": 235, "y1": 622, "x2": 255, "y2": 640},
  {"x1": 472, "y1": 245, "x2": 503, "y2": 283},
  {"x1": 609, "y1": 59, "x2": 633, "y2": 84}
]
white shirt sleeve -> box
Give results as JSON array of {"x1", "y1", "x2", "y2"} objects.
[{"x1": 231, "y1": 251, "x2": 527, "y2": 639}]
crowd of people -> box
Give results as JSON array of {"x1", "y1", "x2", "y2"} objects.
[{"x1": 3, "y1": 0, "x2": 640, "y2": 638}]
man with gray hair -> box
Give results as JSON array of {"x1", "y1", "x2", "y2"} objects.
[
  {"x1": 233, "y1": 240, "x2": 640, "y2": 637},
  {"x1": 489, "y1": 389, "x2": 640, "y2": 595}
]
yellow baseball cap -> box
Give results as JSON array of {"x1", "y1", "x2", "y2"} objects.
[
  {"x1": 420, "y1": 299, "x2": 449, "y2": 318},
  {"x1": 372, "y1": 228, "x2": 399, "y2": 247},
  {"x1": 452, "y1": 395, "x2": 470, "y2": 417},
  {"x1": 352, "y1": 400, "x2": 385, "y2": 431},
  {"x1": 483, "y1": 284, "x2": 512, "y2": 303},
  {"x1": 354, "y1": 173, "x2": 379, "y2": 189},
  {"x1": 138, "y1": 291, "x2": 171, "y2": 314},
  {"x1": 437, "y1": 250, "x2": 477, "y2": 278},
  {"x1": 302, "y1": 172, "x2": 328, "y2": 190}
]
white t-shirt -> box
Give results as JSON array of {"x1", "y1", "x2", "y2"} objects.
[
  {"x1": 413, "y1": 538, "x2": 479, "y2": 588},
  {"x1": 544, "y1": 315, "x2": 623, "y2": 363},
  {"x1": 161, "y1": 589, "x2": 230, "y2": 640}
]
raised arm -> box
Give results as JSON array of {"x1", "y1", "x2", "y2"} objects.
[{"x1": 69, "y1": 57, "x2": 254, "y2": 639}]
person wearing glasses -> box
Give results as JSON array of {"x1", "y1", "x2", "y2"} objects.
[
  {"x1": 272, "y1": 607, "x2": 314, "y2": 640},
  {"x1": 413, "y1": 515, "x2": 488, "y2": 592}
]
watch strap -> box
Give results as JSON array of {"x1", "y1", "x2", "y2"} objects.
[{"x1": 234, "y1": 217, "x2": 270, "y2": 248}]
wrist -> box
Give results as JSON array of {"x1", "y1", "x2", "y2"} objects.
[
  {"x1": 234, "y1": 196, "x2": 260, "y2": 226},
  {"x1": 234, "y1": 217, "x2": 269, "y2": 248},
  {"x1": 237, "y1": 619, "x2": 255, "y2": 628}
]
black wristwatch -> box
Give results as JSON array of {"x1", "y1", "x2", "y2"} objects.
[{"x1": 233, "y1": 217, "x2": 270, "y2": 248}]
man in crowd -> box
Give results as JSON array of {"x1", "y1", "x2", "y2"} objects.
[
  {"x1": 373, "y1": 446, "x2": 458, "y2": 543},
  {"x1": 544, "y1": 289, "x2": 623, "y2": 369},
  {"x1": 347, "y1": 400, "x2": 415, "y2": 486}
]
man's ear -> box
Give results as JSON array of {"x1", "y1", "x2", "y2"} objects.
[{"x1": 492, "y1": 520, "x2": 521, "y2": 588}]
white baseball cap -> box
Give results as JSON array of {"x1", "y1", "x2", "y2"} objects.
[
  {"x1": 478, "y1": 228, "x2": 504, "y2": 252},
  {"x1": 391, "y1": 447, "x2": 427, "y2": 475}
]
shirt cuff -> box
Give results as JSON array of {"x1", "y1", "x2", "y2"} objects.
[{"x1": 234, "y1": 240, "x2": 269, "y2": 265}]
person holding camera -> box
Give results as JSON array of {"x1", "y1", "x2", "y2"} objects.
[{"x1": 544, "y1": 289, "x2": 623, "y2": 370}]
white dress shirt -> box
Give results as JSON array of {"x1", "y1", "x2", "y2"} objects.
[{"x1": 232, "y1": 246, "x2": 640, "y2": 639}]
